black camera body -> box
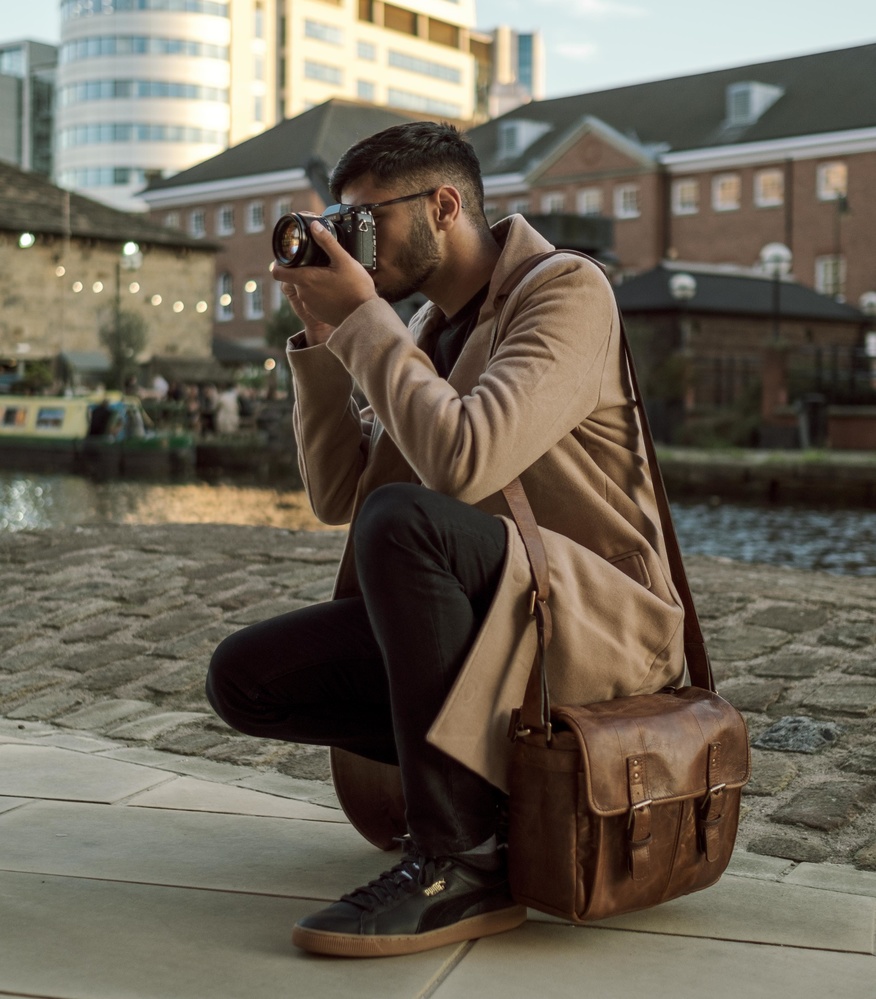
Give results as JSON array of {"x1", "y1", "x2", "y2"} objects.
[{"x1": 272, "y1": 206, "x2": 377, "y2": 269}]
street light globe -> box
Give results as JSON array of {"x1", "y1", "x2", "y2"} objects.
[
  {"x1": 122, "y1": 241, "x2": 140, "y2": 256},
  {"x1": 669, "y1": 272, "x2": 697, "y2": 302},
  {"x1": 859, "y1": 291, "x2": 876, "y2": 317},
  {"x1": 18, "y1": 232, "x2": 36, "y2": 248},
  {"x1": 759, "y1": 242, "x2": 792, "y2": 277}
]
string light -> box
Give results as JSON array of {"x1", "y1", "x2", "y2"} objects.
[
  {"x1": 129, "y1": 282, "x2": 140, "y2": 293},
  {"x1": 173, "y1": 301, "x2": 184, "y2": 313},
  {"x1": 244, "y1": 280, "x2": 257, "y2": 293},
  {"x1": 92, "y1": 281, "x2": 103, "y2": 293},
  {"x1": 55, "y1": 265, "x2": 66, "y2": 277},
  {"x1": 151, "y1": 294, "x2": 162, "y2": 306},
  {"x1": 72, "y1": 281, "x2": 83, "y2": 293},
  {"x1": 18, "y1": 233, "x2": 35, "y2": 248},
  {"x1": 196, "y1": 301, "x2": 208, "y2": 313}
]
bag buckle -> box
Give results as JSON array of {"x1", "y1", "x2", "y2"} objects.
[
  {"x1": 627, "y1": 799, "x2": 653, "y2": 829},
  {"x1": 701, "y1": 783, "x2": 726, "y2": 813}
]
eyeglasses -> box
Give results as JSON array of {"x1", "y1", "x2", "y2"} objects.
[{"x1": 323, "y1": 189, "x2": 437, "y2": 216}]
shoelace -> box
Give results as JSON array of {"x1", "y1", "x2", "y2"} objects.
[{"x1": 340, "y1": 852, "x2": 438, "y2": 912}]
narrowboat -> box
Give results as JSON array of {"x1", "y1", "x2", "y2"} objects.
[{"x1": 0, "y1": 393, "x2": 195, "y2": 478}]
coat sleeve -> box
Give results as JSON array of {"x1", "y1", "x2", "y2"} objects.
[
  {"x1": 285, "y1": 333, "x2": 374, "y2": 525},
  {"x1": 325, "y1": 255, "x2": 618, "y2": 504}
]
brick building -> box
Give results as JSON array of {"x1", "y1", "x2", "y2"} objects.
[
  {"x1": 141, "y1": 99, "x2": 431, "y2": 347},
  {"x1": 467, "y1": 42, "x2": 876, "y2": 309},
  {"x1": 0, "y1": 160, "x2": 216, "y2": 390}
]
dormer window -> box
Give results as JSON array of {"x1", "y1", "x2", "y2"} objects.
[
  {"x1": 497, "y1": 119, "x2": 551, "y2": 160},
  {"x1": 725, "y1": 81, "x2": 784, "y2": 127}
]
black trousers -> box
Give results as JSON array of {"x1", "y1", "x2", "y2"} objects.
[{"x1": 206, "y1": 483, "x2": 508, "y2": 855}]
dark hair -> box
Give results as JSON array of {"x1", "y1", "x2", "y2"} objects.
[{"x1": 330, "y1": 121, "x2": 488, "y2": 230}]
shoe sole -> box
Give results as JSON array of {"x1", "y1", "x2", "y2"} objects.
[{"x1": 292, "y1": 904, "x2": 527, "y2": 958}]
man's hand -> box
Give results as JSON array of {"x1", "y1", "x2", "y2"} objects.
[{"x1": 270, "y1": 221, "x2": 379, "y2": 343}]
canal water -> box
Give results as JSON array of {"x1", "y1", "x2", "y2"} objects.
[{"x1": 1, "y1": 471, "x2": 874, "y2": 577}]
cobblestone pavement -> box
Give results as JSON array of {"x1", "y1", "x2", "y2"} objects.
[{"x1": 2, "y1": 524, "x2": 874, "y2": 870}]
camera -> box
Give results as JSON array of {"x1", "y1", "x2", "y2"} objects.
[{"x1": 272, "y1": 206, "x2": 377, "y2": 269}]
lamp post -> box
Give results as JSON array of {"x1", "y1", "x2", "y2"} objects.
[
  {"x1": 114, "y1": 241, "x2": 141, "y2": 390},
  {"x1": 861, "y1": 291, "x2": 876, "y2": 391},
  {"x1": 669, "y1": 272, "x2": 697, "y2": 414},
  {"x1": 759, "y1": 242, "x2": 792, "y2": 341}
]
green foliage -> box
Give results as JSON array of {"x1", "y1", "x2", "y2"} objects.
[
  {"x1": 263, "y1": 299, "x2": 304, "y2": 351},
  {"x1": 99, "y1": 309, "x2": 148, "y2": 390},
  {"x1": 20, "y1": 359, "x2": 54, "y2": 394}
]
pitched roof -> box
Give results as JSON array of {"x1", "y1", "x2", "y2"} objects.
[
  {"x1": 615, "y1": 265, "x2": 864, "y2": 323},
  {"x1": 143, "y1": 99, "x2": 425, "y2": 193},
  {"x1": 468, "y1": 42, "x2": 876, "y2": 175},
  {"x1": 0, "y1": 160, "x2": 211, "y2": 249}
]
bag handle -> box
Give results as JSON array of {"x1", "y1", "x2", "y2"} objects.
[{"x1": 497, "y1": 251, "x2": 714, "y2": 737}]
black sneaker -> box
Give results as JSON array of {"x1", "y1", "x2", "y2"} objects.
[{"x1": 291, "y1": 845, "x2": 526, "y2": 958}]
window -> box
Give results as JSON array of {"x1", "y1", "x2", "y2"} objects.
[
  {"x1": 217, "y1": 272, "x2": 233, "y2": 320},
  {"x1": 305, "y1": 20, "x2": 344, "y2": 44},
  {"x1": 304, "y1": 61, "x2": 343, "y2": 84},
  {"x1": 189, "y1": 208, "x2": 206, "y2": 238},
  {"x1": 388, "y1": 50, "x2": 461, "y2": 83},
  {"x1": 508, "y1": 198, "x2": 530, "y2": 215},
  {"x1": 357, "y1": 40, "x2": 376, "y2": 60},
  {"x1": 386, "y1": 88, "x2": 461, "y2": 117},
  {"x1": 164, "y1": 210, "x2": 180, "y2": 229},
  {"x1": 712, "y1": 173, "x2": 741, "y2": 212},
  {"x1": 244, "y1": 278, "x2": 264, "y2": 319},
  {"x1": 755, "y1": 169, "x2": 784, "y2": 207},
  {"x1": 613, "y1": 184, "x2": 640, "y2": 219},
  {"x1": 671, "y1": 178, "x2": 699, "y2": 215},
  {"x1": 817, "y1": 161, "x2": 847, "y2": 201},
  {"x1": 254, "y1": 1, "x2": 264, "y2": 37},
  {"x1": 216, "y1": 205, "x2": 235, "y2": 235},
  {"x1": 253, "y1": 95, "x2": 264, "y2": 121},
  {"x1": 253, "y1": 53, "x2": 265, "y2": 80},
  {"x1": 275, "y1": 197, "x2": 293, "y2": 217},
  {"x1": 246, "y1": 201, "x2": 265, "y2": 232},
  {"x1": 576, "y1": 187, "x2": 602, "y2": 216},
  {"x1": 357, "y1": 80, "x2": 376, "y2": 101},
  {"x1": 541, "y1": 192, "x2": 565, "y2": 214},
  {"x1": 36, "y1": 408, "x2": 65, "y2": 430},
  {"x1": 815, "y1": 255, "x2": 846, "y2": 298}
]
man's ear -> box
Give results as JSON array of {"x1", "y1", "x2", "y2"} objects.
[{"x1": 434, "y1": 186, "x2": 462, "y2": 230}]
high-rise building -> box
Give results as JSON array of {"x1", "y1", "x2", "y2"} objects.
[
  {"x1": 0, "y1": 40, "x2": 57, "y2": 177},
  {"x1": 54, "y1": 0, "x2": 484, "y2": 211}
]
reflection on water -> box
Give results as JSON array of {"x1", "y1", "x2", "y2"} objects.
[
  {"x1": 1, "y1": 472, "x2": 874, "y2": 576},
  {"x1": 0, "y1": 472, "x2": 331, "y2": 534}
]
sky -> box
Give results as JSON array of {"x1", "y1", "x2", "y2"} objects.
[{"x1": 3, "y1": 0, "x2": 876, "y2": 99}]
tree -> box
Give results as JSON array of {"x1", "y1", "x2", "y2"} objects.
[
  {"x1": 263, "y1": 298, "x2": 304, "y2": 351},
  {"x1": 99, "y1": 309, "x2": 148, "y2": 391}
]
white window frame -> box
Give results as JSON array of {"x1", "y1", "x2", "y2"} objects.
[
  {"x1": 275, "y1": 197, "x2": 293, "y2": 219},
  {"x1": 357, "y1": 79, "x2": 376, "y2": 101},
  {"x1": 244, "y1": 278, "x2": 264, "y2": 319},
  {"x1": 189, "y1": 208, "x2": 206, "y2": 238},
  {"x1": 541, "y1": 192, "x2": 565, "y2": 214},
  {"x1": 246, "y1": 200, "x2": 265, "y2": 233},
  {"x1": 508, "y1": 198, "x2": 530, "y2": 215},
  {"x1": 712, "y1": 173, "x2": 741, "y2": 212},
  {"x1": 754, "y1": 168, "x2": 784, "y2": 208},
  {"x1": 576, "y1": 187, "x2": 603, "y2": 216},
  {"x1": 217, "y1": 272, "x2": 233, "y2": 321},
  {"x1": 817, "y1": 161, "x2": 848, "y2": 201},
  {"x1": 164, "y1": 210, "x2": 180, "y2": 229},
  {"x1": 216, "y1": 204, "x2": 235, "y2": 236},
  {"x1": 815, "y1": 255, "x2": 846, "y2": 297},
  {"x1": 671, "y1": 178, "x2": 699, "y2": 216},
  {"x1": 614, "y1": 184, "x2": 640, "y2": 220}
]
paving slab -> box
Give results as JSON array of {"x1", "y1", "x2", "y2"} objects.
[
  {"x1": 127, "y1": 775, "x2": 348, "y2": 823},
  {"x1": 545, "y1": 871, "x2": 876, "y2": 954},
  {"x1": 432, "y1": 923, "x2": 876, "y2": 999},
  {"x1": 96, "y1": 745, "x2": 256, "y2": 782},
  {"x1": 0, "y1": 798, "x2": 384, "y2": 898},
  {"x1": 783, "y1": 861, "x2": 876, "y2": 897},
  {"x1": 0, "y1": 871, "x2": 459, "y2": 999},
  {"x1": 0, "y1": 796, "x2": 31, "y2": 815},
  {"x1": 0, "y1": 744, "x2": 172, "y2": 802}
]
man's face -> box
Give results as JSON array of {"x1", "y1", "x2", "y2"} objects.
[{"x1": 340, "y1": 176, "x2": 441, "y2": 304}]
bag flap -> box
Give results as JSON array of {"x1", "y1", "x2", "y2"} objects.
[{"x1": 553, "y1": 688, "x2": 751, "y2": 816}]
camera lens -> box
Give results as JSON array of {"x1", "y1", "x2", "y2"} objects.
[{"x1": 272, "y1": 214, "x2": 308, "y2": 267}]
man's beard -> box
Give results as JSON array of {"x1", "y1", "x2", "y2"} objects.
[{"x1": 378, "y1": 208, "x2": 441, "y2": 304}]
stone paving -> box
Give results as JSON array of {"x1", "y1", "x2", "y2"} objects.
[{"x1": 1, "y1": 523, "x2": 874, "y2": 870}]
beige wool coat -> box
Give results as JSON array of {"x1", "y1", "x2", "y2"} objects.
[{"x1": 286, "y1": 215, "x2": 685, "y2": 792}]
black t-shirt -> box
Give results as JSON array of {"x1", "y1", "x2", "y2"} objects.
[{"x1": 429, "y1": 283, "x2": 490, "y2": 379}]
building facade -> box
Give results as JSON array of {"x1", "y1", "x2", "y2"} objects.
[
  {"x1": 0, "y1": 40, "x2": 57, "y2": 177},
  {"x1": 54, "y1": 0, "x2": 540, "y2": 212},
  {"x1": 0, "y1": 160, "x2": 216, "y2": 387},
  {"x1": 468, "y1": 43, "x2": 876, "y2": 311}
]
